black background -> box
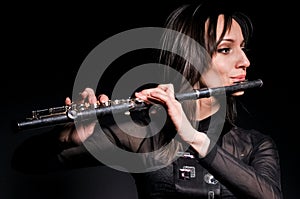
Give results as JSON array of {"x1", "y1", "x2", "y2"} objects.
[{"x1": 1, "y1": 1, "x2": 298, "y2": 198}]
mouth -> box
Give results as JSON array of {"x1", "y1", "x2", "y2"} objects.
[{"x1": 231, "y1": 75, "x2": 246, "y2": 84}]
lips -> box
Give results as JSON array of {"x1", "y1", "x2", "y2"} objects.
[{"x1": 231, "y1": 75, "x2": 246, "y2": 83}]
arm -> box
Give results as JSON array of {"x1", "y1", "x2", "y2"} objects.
[
  {"x1": 198, "y1": 131, "x2": 282, "y2": 199},
  {"x1": 11, "y1": 124, "x2": 102, "y2": 174},
  {"x1": 11, "y1": 88, "x2": 108, "y2": 174},
  {"x1": 135, "y1": 83, "x2": 282, "y2": 198}
]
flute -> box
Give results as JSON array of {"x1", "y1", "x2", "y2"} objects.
[{"x1": 15, "y1": 79, "x2": 263, "y2": 131}]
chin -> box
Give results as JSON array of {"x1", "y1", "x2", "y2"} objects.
[{"x1": 232, "y1": 91, "x2": 245, "y2": 96}]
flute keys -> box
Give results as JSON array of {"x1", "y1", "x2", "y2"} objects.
[
  {"x1": 67, "y1": 110, "x2": 77, "y2": 119},
  {"x1": 100, "y1": 101, "x2": 110, "y2": 107}
]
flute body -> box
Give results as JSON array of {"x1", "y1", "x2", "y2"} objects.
[{"x1": 15, "y1": 79, "x2": 263, "y2": 131}]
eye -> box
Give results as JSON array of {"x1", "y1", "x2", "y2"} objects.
[{"x1": 217, "y1": 48, "x2": 231, "y2": 54}]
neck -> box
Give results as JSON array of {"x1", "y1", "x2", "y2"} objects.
[{"x1": 195, "y1": 97, "x2": 220, "y2": 121}]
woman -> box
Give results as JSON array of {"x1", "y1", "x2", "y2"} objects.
[{"x1": 12, "y1": 0, "x2": 282, "y2": 198}]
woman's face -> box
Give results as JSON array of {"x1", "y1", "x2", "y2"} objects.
[{"x1": 211, "y1": 15, "x2": 250, "y2": 90}]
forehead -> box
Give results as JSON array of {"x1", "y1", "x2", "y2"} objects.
[{"x1": 216, "y1": 15, "x2": 243, "y2": 40}]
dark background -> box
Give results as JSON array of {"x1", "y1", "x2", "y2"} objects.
[{"x1": 1, "y1": 1, "x2": 298, "y2": 198}]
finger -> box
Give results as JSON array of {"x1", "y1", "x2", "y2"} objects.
[
  {"x1": 135, "y1": 85, "x2": 167, "y2": 101},
  {"x1": 149, "y1": 85, "x2": 177, "y2": 105},
  {"x1": 65, "y1": 97, "x2": 72, "y2": 106},
  {"x1": 139, "y1": 88, "x2": 156, "y2": 97},
  {"x1": 79, "y1": 88, "x2": 97, "y2": 104},
  {"x1": 135, "y1": 88, "x2": 154, "y2": 101},
  {"x1": 135, "y1": 92, "x2": 148, "y2": 101},
  {"x1": 135, "y1": 84, "x2": 175, "y2": 105},
  {"x1": 149, "y1": 90, "x2": 169, "y2": 103},
  {"x1": 150, "y1": 88, "x2": 182, "y2": 117},
  {"x1": 98, "y1": 94, "x2": 109, "y2": 104},
  {"x1": 157, "y1": 84, "x2": 175, "y2": 97}
]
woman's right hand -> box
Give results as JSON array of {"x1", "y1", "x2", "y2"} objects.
[
  {"x1": 135, "y1": 84, "x2": 211, "y2": 157},
  {"x1": 59, "y1": 88, "x2": 109, "y2": 145}
]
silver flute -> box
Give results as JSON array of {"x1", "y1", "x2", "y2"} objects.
[{"x1": 15, "y1": 79, "x2": 263, "y2": 131}]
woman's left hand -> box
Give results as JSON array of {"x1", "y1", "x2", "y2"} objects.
[{"x1": 135, "y1": 84, "x2": 196, "y2": 143}]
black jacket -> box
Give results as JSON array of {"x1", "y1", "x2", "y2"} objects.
[{"x1": 11, "y1": 113, "x2": 282, "y2": 199}]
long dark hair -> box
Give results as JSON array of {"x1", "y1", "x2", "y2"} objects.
[{"x1": 159, "y1": 0, "x2": 253, "y2": 125}]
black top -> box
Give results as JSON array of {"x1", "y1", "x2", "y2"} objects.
[{"x1": 11, "y1": 111, "x2": 282, "y2": 199}]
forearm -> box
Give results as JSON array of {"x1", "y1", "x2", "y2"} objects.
[
  {"x1": 11, "y1": 127, "x2": 69, "y2": 174},
  {"x1": 11, "y1": 126, "x2": 100, "y2": 174}
]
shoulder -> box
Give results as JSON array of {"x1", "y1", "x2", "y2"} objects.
[
  {"x1": 227, "y1": 126, "x2": 277, "y2": 148},
  {"x1": 221, "y1": 126, "x2": 279, "y2": 159}
]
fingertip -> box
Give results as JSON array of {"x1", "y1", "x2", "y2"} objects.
[
  {"x1": 135, "y1": 92, "x2": 147, "y2": 101},
  {"x1": 135, "y1": 92, "x2": 142, "y2": 98},
  {"x1": 80, "y1": 91, "x2": 86, "y2": 98},
  {"x1": 89, "y1": 96, "x2": 98, "y2": 104},
  {"x1": 65, "y1": 97, "x2": 72, "y2": 105},
  {"x1": 98, "y1": 94, "x2": 109, "y2": 103}
]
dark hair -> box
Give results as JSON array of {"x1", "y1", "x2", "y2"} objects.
[{"x1": 159, "y1": 0, "x2": 253, "y2": 124}]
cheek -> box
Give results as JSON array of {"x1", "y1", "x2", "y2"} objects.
[
  {"x1": 212, "y1": 60, "x2": 232, "y2": 85},
  {"x1": 212, "y1": 59, "x2": 229, "y2": 76}
]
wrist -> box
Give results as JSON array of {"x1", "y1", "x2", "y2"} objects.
[{"x1": 189, "y1": 132, "x2": 210, "y2": 158}]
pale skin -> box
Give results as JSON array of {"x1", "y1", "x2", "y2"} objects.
[{"x1": 62, "y1": 15, "x2": 250, "y2": 157}]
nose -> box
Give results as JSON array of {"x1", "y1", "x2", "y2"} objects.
[{"x1": 237, "y1": 49, "x2": 250, "y2": 69}]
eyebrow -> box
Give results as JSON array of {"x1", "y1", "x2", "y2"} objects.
[
  {"x1": 220, "y1": 38, "x2": 234, "y2": 42},
  {"x1": 220, "y1": 38, "x2": 245, "y2": 45}
]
